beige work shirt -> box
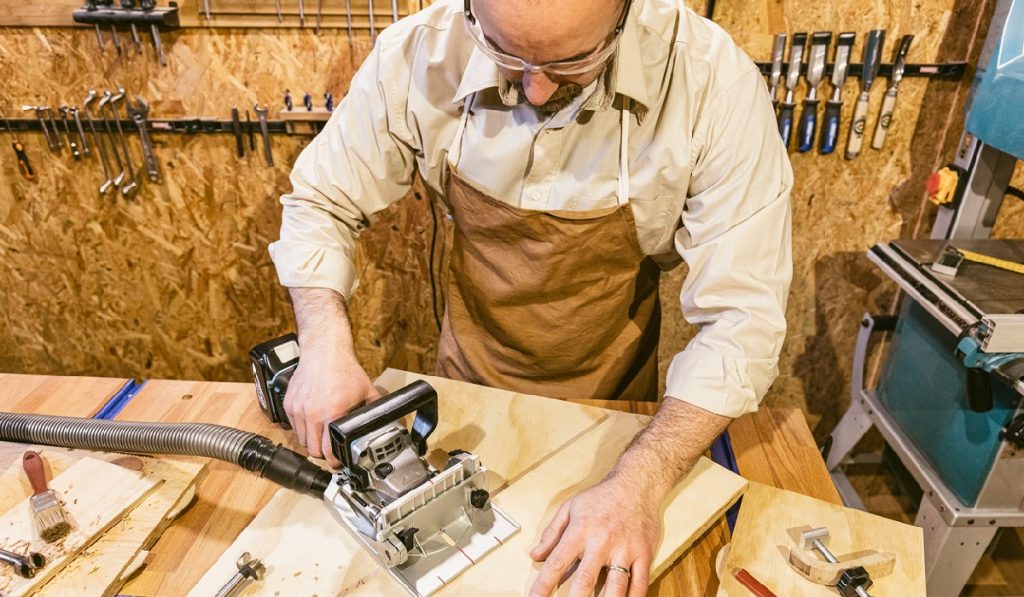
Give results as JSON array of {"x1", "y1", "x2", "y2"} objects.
[{"x1": 270, "y1": 0, "x2": 794, "y2": 418}]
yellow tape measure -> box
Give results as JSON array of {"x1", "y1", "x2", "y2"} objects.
[{"x1": 956, "y1": 247, "x2": 1024, "y2": 276}]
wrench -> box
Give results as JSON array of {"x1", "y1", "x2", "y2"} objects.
[
  {"x1": 214, "y1": 552, "x2": 265, "y2": 597},
  {"x1": 98, "y1": 91, "x2": 128, "y2": 190},
  {"x1": 253, "y1": 103, "x2": 273, "y2": 166},
  {"x1": 71, "y1": 106, "x2": 92, "y2": 157},
  {"x1": 0, "y1": 548, "x2": 46, "y2": 579},
  {"x1": 59, "y1": 106, "x2": 82, "y2": 160},
  {"x1": 21, "y1": 105, "x2": 59, "y2": 151},
  {"x1": 107, "y1": 88, "x2": 140, "y2": 198},
  {"x1": 84, "y1": 90, "x2": 118, "y2": 195},
  {"x1": 126, "y1": 97, "x2": 161, "y2": 183}
]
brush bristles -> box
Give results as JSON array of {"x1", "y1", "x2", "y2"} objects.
[{"x1": 30, "y1": 491, "x2": 72, "y2": 543}]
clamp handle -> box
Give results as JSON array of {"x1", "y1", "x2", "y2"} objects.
[{"x1": 328, "y1": 380, "x2": 438, "y2": 473}]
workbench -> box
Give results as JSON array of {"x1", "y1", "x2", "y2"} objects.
[{"x1": 0, "y1": 372, "x2": 839, "y2": 595}]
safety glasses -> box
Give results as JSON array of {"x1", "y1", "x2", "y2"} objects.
[{"x1": 462, "y1": 0, "x2": 632, "y2": 77}]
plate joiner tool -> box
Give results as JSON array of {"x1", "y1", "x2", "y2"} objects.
[
  {"x1": 778, "y1": 32, "x2": 807, "y2": 148},
  {"x1": 846, "y1": 29, "x2": 885, "y2": 159},
  {"x1": 249, "y1": 334, "x2": 520, "y2": 596},
  {"x1": 797, "y1": 32, "x2": 832, "y2": 153}
]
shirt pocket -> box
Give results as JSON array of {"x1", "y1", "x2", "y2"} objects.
[{"x1": 630, "y1": 194, "x2": 685, "y2": 258}]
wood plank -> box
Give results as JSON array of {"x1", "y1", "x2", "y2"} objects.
[
  {"x1": 120, "y1": 371, "x2": 610, "y2": 594},
  {"x1": 715, "y1": 482, "x2": 925, "y2": 596},
  {"x1": 0, "y1": 457, "x2": 158, "y2": 596},
  {"x1": 0, "y1": 374, "x2": 127, "y2": 418},
  {"x1": 0, "y1": 442, "x2": 207, "y2": 596},
  {"x1": 185, "y1": 415, "x2": 745, "y2": 595}
]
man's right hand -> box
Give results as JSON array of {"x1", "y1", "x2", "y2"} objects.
[{"x1": 284, "y1": 287, "x2": 380, "y2": 468}]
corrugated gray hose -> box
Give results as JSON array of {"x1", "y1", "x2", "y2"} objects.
[{"x1": 0, "y1": 412, "x2": 332, "y2": 497}]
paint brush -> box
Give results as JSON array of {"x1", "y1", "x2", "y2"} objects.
[{"x1": 23, "y1": 451, "x2": 71, "y2": 543}]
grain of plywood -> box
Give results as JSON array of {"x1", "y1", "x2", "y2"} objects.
[{"x1": 0, "y1": 456, "x2": 159, "y2": 596}]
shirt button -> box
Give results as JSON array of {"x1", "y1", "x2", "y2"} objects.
[{"x1": 531, "y1": 191, "x2": 542, "y2": 201}]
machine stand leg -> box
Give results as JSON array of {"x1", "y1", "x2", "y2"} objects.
[{"x1": 917, "y1": 493, "x2": 998, "y2": 597}]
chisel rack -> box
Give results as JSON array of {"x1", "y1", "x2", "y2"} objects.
[{"x1": 755, "y1": 60, "x2": 967, "y2": 80}]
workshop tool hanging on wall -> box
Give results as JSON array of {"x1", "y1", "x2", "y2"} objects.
[
  {"x1": 778, "y1": 32, "x2": 806, "y2": 148},
  {"x1": 97, "y1": 90, "x2": 131, "y2": 196},
  {"x1": 254, "y1": 103, "x2": 273, "y2": 166},
  {"x1": 73, "y1": 0, "x2": 179, "y2": 66},
  {"x1": 249, "y1": 334, "x2": 519, "y2": 595},
  {"x1": 83, "y1": 90, "x2": 119, "y2": 195},
  {"x1": 768, "y1": 33, "x2": 786, "y2": 112},
  {"x1": 21, "y1": 106, "x2": 60, "y2": 152},
  {"x1": 872, "y1": 35, "x2": 914, "y2": 150},
  {"x1": 368, "y1": 0, "x2": 377, "y2": 44},
  {"x1": 845, "y1": 29, "x2": 885, "y2": 159},
  {"x1": 820, "y1": 32, "x2": 855, "y2": 155},
  {"x1": 344, "y1": 0, "x2": 354, "y2": 46},
  {"x1": 0, "y1": 110, "x2": 36, "y2": 181},
  {"x1": 127, "y1": 96, "x2": 161, "y2": 183},
  {"x1": 70, "y1": 106, "x2": 92, "y2": 157},
  {"x1": 58, "y1": 106, "x2": 83, "y2": 160},
  {"x1": 231, "y1": 107, "x2": 245, "y2": 158},
  {"x1": 797, "y1": 32, "x2": 831, "y2": 153}
]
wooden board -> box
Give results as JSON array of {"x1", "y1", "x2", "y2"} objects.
[
  {"x1": 0, "y1": 374, "x2": 127, "y2": 418},
  {"x1": 0, "y1": 456, "x2": 158, "y2": 596},
  {"x1": 186, "y1": 374, "x2": 746, "y2": 595},
  {"x1": 715, "y1": 482, "x2": 926, "y2": 596},
  {"x1": 119, "y1": 371, "x2": 609, "y2": 594}
]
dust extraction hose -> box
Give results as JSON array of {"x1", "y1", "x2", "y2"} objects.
[{"x1": 0, "y1": 412, "x2": 332, "y2": 497}]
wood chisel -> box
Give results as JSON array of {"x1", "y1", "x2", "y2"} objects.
[
  {"x1": 872, "y1": 34, "x2": 914, "y2": 150},
  {"x1": 778, "y1": 32, "x2": 806, "y2": 148},
  {"x1": 344, "y1": 0, "x2": 354, "y2": 46},
  {"x1": 768, "y1": 33, "x2": 786, "y2": 112},
  {"x1": 1, "y1": 110, "x2": 36, "y2": 181},
  {"x1": 368, "y1": 0, "x2": 376, "y2": 44},
  {"x1": 797, "y1": 32, "x2": 831, "y2": 153},
  {"x1": 820, "y1": 32, "x2": 855, "y2": 155},
  {"x1": 845, "y1": 29, "x2": 885, "y2": 159}
]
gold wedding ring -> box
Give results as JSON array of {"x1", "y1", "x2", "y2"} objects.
[{"x1": 606, "y1": 565, "x2": 631, "y2": 577}]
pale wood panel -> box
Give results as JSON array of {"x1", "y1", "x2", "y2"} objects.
[
  {"x1": 0, "y1": 374, "x2": 127, "y2": 417},
  {"x1": 185, "y1": 417, "x2": 745, "y2": 595},
  {"x1": 0, "y1": 456, "x2": 158, "y2": 596},
  {"x1": 0, "y1": 443, "x2": 207, "y2": 597},
  {"x1": 716, "y1": 482, "x2": 925, "y2": 596}
]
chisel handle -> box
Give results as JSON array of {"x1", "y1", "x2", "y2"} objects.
[
  {"x1": 12, "y1": 141, "x2": 36, "y2": 181},
  {"x1": 778, "y1": 101, "x2": 795, "y2": 148},
  {"x1": 819, "y1": 100, "x2": 842, "y2": 155},
  {"x1": 845, "y1": 91, "x2": 870, "y2": 159},
  {"x1": 871, "y1": 90, "x2": 898, "y2": 150},
  {"x1": 797, "y1": 98, "x2": 819, "y2": 153}
]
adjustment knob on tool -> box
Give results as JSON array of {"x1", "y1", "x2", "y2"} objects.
[
  {"x1": 1001, "y1": 415, "x2": 1024, "y2": 450},
  {"x1": 374, "y1": 462, "x2": 394, "y2": 479},
  {"x1": 836, "y1": 566, "x2": 872, "y2": 597},
  {"x1": 470, "y1": 489, "x2": 489, "y2": 509}
]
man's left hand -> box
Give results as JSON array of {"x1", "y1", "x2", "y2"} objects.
[{"x1": 528, "y1": 475, "x2": 662, "y2": 597}]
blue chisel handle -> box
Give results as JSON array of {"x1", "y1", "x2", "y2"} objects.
[
  {"x1": 797, "y1": 98, "x2": 819, "y2": 153},
  {"x1": 820, "y1": 100, "x2": 842, "y2": 154},
  {"x1": 778, "y1": 101, "x2": 795, "y2": 147}
]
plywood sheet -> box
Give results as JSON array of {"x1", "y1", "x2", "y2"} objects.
[
  {"x1": 0, "y1": 456, "x2": 158, "y2": 596},
  {"x1": 716, "y1": 482, "x2": 926, "y2": 596},
  {"x1": 0, "y1": 374, "x2": 127, "y2": 417},
  {"x1": 186, "y1": 373, "x2": 745, "y2": 596}
]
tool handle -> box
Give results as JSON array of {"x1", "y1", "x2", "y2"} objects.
[
  {"x1": 12, "y1": 141, "x2": 36, "y2": 181},
  {"x1": 777, "y1": 102, "x2": 795, "y2": 148},
  {"x1": 231, "y1": 108, "x2": 244, "y2": 158},
  {"x1": 797, "y1": 98, "x2": 819, "y2": 153},
  {"x1": 845, "y1": 92, "x2": 870, "y2": 159},
  {"x1": 22, "y1": 451, "x2": 49, "y2": 495},
  {"x1": 734, "y1": 567, "x2": 777, "y2": 597},
  {"x1": 328, "y1": 381, "x2": 438, "y2": 472},
  {"x1": 871, "y1": 90, "x2": 898, "y2": 150},
  {"x1": 819, "y1": 100, "x2": 842, "y2": 155}
]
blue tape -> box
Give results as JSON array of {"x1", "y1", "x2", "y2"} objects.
[
  {"x1": 94, "y1": 379, "x2": 148, "y2": 420},
  {"x1": 709, "y1": 431, "x2": 741, "y2": 532}
]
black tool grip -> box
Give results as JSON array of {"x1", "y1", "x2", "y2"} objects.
[
  {"x1": 797, "y1": 98, "x2": 819, "y2": 153},
  {"x1": 778, "y1": 102, "x2": 795, "y2": 148},
  {"x1": 12, "y1": 141, "x2": 35, "y2": 181},
  {"x1": 328, "y1": 380, "x2": 438, "y2": 472},
  {"x1": 819, "y1": 100, "x2": 842, "y2": 154}
]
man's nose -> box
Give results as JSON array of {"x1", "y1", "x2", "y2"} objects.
[{"x1": 522, "y1": 71, "x2": 559, "y2": 106}]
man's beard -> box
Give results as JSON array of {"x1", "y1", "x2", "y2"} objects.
[{"x1": 509, "y1": 79, "x2": 585, "y2": 115}]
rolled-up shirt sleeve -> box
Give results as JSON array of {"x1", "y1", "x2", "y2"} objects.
[
  {"x1": 269, "y1": 36, "x2": 418, "y2": 297},
  {"x1": 664, "y1": 66, "x2": 794, "y2": 418}
]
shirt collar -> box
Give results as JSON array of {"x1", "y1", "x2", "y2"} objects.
[{"x1": 450, "y1": 3, "x2": 652, "y2": 122}]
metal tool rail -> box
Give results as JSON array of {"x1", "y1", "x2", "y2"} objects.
[
  {"x1": 0, "y1": 117, "x2": 293, "y2": 136},
  {"x1": 755, "y1": 60, "x2": 967, "y2": 80}
]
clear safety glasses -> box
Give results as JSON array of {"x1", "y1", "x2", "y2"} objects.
[{"x1": 462, "y1": 0, "x2": 632, "y2": 77}]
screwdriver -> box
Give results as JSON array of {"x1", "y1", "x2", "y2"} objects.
[{"x1": 1, "y1": 110, "x2": 36, "y2": 181}]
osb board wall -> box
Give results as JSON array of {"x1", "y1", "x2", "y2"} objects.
[{"x1": 0, "y1": 0, "x2": 1017, "y2": 436}]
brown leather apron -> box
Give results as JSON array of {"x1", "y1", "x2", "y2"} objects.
[{"x1": 436, "y1": 95, "x2": 661, "y2": 402}]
